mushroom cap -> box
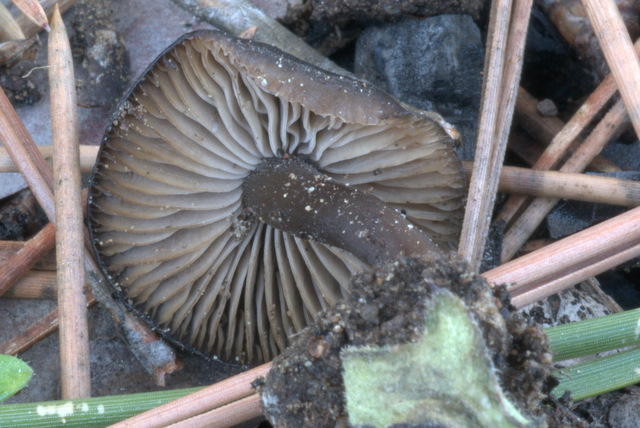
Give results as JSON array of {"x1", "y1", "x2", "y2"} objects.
[{"x1": 88, "y1": 29, "x2": 465, "y2": 364}]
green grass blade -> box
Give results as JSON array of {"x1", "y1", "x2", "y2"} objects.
[
  {"x1": 545, "y1": 308, "x2": 640, "y2": 361},
  {"x1": 0, "y1": 386, "x2": 202, "y2": 427},
  {"x1": 552, "y1": 346, "x2": 640, "y2": 401}
]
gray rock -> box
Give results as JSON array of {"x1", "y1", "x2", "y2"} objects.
[{"x1": 355, "y1": 15, "x2": 484, "y2": 161}]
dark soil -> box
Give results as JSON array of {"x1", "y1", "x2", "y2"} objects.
[
  {"x1": 258, "y1": 254, "x2": 563, "y2": 427},
  {"x1": 0, "y1": 189, "x2": 47, "y2": 240},
  {"x1": 72, "y1": 0, "x2": 130, "y2": 109}
]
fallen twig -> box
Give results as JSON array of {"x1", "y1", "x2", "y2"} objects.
[
  {"x1": 499, "y1": 36, "x2": 640, "y2": 228},
  {"x1": 0, "y1": 2, "x2": 25, "y2": 40},
  {"x1": 15, "y1": 0, "x2": 74, "y2": 38},
  {"x1": 485, "y1": 204, "x2": 640, "y2": 308},
  {"x1": 3, "y1": 270, "x2": 57, "y2": 299},
  {"x1": 0, "y1": 292, "x2": 96, "y2": 356},
  {"x1": 512, "y1": 94, "x2": 619, "y2": 174},
  {"x1": 583, "y1": 0, "x2": 640, "y2": 139},
  {"x1": 49, "y1": 4, "x2": 90, "y2": 399},
  {"x1": 0, "y1": 92, "x2": 55, "y2": 218},
  {"x1": 0, "y1": 223, "x2": 55, "y2": 297},
  {"x1": 168, "y1": 394, "x2": 262, "y2": 428},
  {"x1": 0, "y1": 144, "x2": 98, "y2": 173},
  {"x1": 0, "y1": 240, "x2": 56, "y2": 269},
  {"x1": 109, "y1": 363, "x2": 270, "y2": 428},
  {"x1": 501, "y1": 97, "x2": 629, "y2": 261},
  {"x1": 10, "y1": 0, "x2": 49, "y2": 32},
  {"x1": 7, "y1": 147, "x2": 637, "y2": 209},
  {"x1": 463, "y1": 162, "x2": 640, "y2": 207},
  {"x1": 459, "y1": 0, "x2": 531, "y2": 269}
]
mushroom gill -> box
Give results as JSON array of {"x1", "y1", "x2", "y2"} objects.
[{"x1": 87, "y1": 29, "x2": 466, "y2": 364}]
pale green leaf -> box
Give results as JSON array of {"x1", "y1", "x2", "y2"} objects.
[
  {"x1": 0, "y1": 355, "x2": 33, "y2": 402},
  {"x1": 342, "y1": 290, "x2": 535, "y2": 428}
]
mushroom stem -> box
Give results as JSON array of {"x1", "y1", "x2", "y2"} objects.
[{"x1": 242, "y1": 156, "x2": 438, "y2": 267}]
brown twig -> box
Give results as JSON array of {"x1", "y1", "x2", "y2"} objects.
[
  {"x1": 168, "y1": 395, "x2": 262, "y2": 428},
  {"x1": 0, "y1": 308, "x2": 60, "y2": 356},
  {"x1": 0, "y1": 2, "x2": 25, "y2": 41},
  {"x1": 497, "y1": 75, "x2": 620, "y2": 226},
  {"x1": 0, "y1": 291, "x2": 96, "y2": 355},
  {"x1": 6, "y1": 147, "x2": 637, "y2": 215},
  {"x1": 462, "y1": 162, "x2": 640, "y2": 207},
  {"x1": 0, "y1": 223, "x2": 55, "y2": 297},
  {"x1": 0, "y1": 144, "x2": 99, "y2": 173},
  {"x1": 0, "y1": 240, "x2": 56, "y2": 269},
  {"x1": 3, "y1": 270, "x2": 57, "y2": 299},
  {"x1": 484, "y1": 204, "x2": 640, "y2": 308},
  {"x1": 519, "y1": 239, "x2": 554, "y2": 254},
  {"x1": 49, "y1": 4, "x2": 90, "y2": 399},
  {"x1": 501, "y1": 97, "x2": 630, "y2": 261},
  {"x1": 10, "y1": 0, "x2": 49, "y2": 32},
  {"x1": 514, "y1": 88, "x2": 620, "y2": 173},
  {"x1": 582, "y1": 0, "x2": 640, "y2": 139},
  {"x1": 508, "y1": 115, "x2": 619, "y2": 174},
  {"x1": 15, "y1": 0, "x2": 74, "y2": 38},
  {"x1": 109, "y1": 363, "x2": 271, "y2": 428},
  {"x1": 0, "y1": 91, "x2": 55, "y2": 219},
  {"x1": 458, "y1": 0, "x2": 512, "y2": 266},
  {"x1": 499, "y1": 34, "x2": 640, "y2": 227},
  {"x1": 458, "y1": 0, "x2": 532, "y2": 269}
]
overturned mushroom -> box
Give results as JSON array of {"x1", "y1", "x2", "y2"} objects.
[{"x1": 87, "y1": 29, "x2": 465, "y2": 364}]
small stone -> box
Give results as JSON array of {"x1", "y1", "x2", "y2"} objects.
[{"x1": 536, "y1": 98, "x2": 558, "y2": 116}]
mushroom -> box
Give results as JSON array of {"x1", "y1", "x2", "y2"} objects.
[{"x1": 87, "y1": 29, "x2": 465, "y2": 364}]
